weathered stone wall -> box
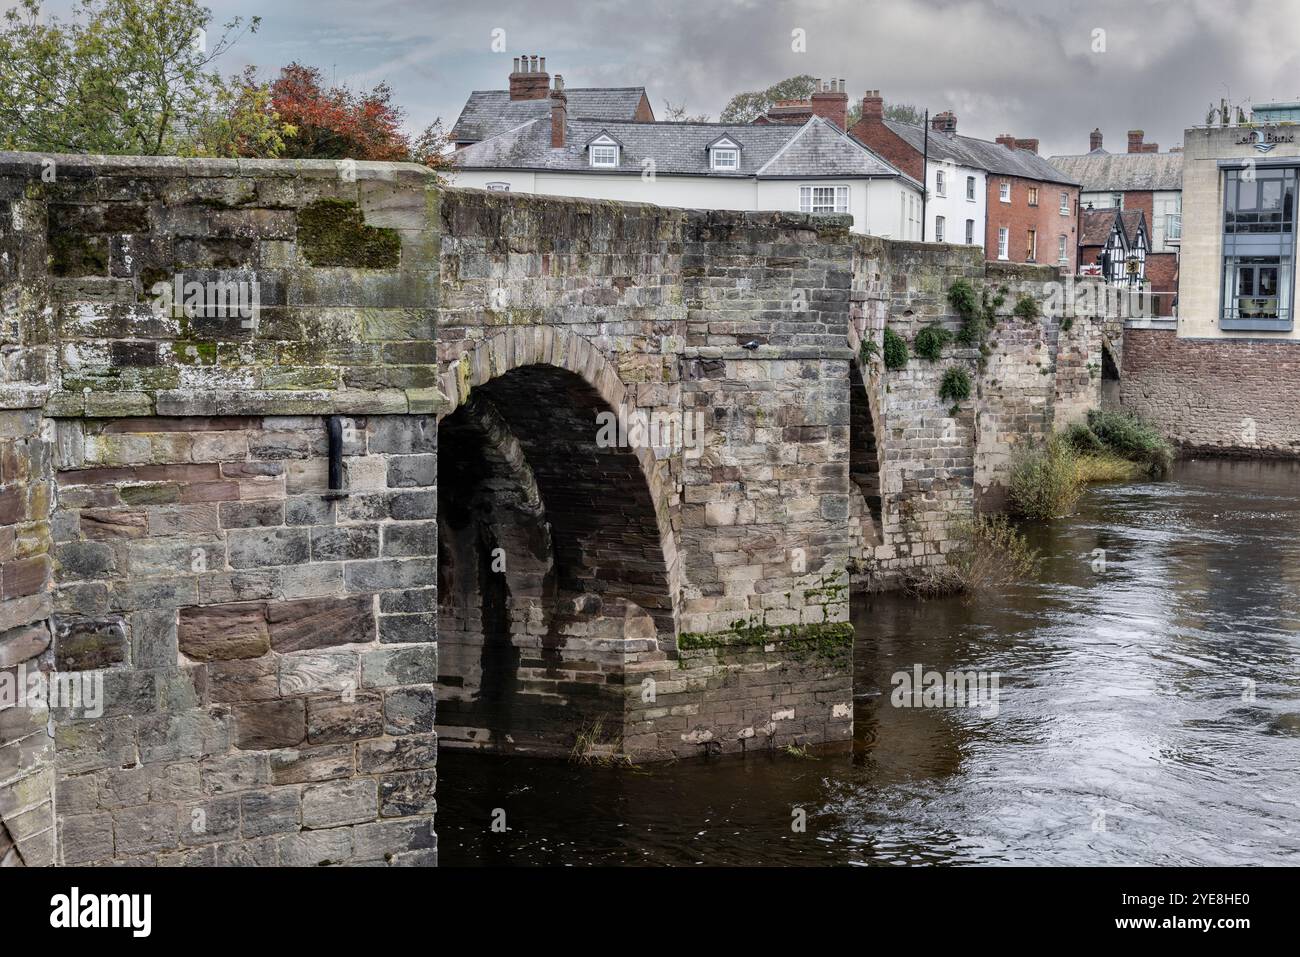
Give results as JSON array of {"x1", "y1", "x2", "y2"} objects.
[
  {"x1": 644, "y1": 209, "x2": 856, "y2": 758},
  {"x1": 848, "y1": 243, "x2": 1117, "y2": 585},
  {"x1": 1, "y1": 152, "x2": 443, "y2": 865},
  {"x1": 0, "y1": 157, "x2": 57, "y2": 867},
  {"x1": 1119, "y1": 328, "x2": 1300, "y2": 457},
  {"x1": 50, "y1": 414, "x2": 440, "y2": 866},
  {"x1": 0, "y1": 399, "x2": 56, "y2": 866}
]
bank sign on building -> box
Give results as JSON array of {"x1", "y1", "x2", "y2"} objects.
[{"x1": 1178, "y1": 124, "x2": 1300, "y2": 337}]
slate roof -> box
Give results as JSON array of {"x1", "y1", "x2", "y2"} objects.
[
  {"x1": 450, "y1": 88, "x2": 649, "y2": 144},
  {"x1": 453, "y1": 116, "x2": 917, "y2": 182},
  {"x1": 1079, "y1": 208, "x2": 1121, "y2": 246},
  {"x1": 1046, "y1": 152, "x2": 1183, "y2": 192},
  {"x1": 880, "y1": 120, "x2": 1079, "y2": 185}
]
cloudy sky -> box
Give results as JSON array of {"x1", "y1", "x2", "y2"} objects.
[{"x1": 39, "y1": 0, "x2": 1300, "y2": 156}]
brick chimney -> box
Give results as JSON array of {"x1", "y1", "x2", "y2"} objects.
[
  {"x1": 1089, "y1": 128, "x2": 1103, "y2": 151},
  {"x1": 509, "y1": 54, "x2": 551, "y2": 101},
  {"x1": 1126, "y1": 129, "x2": 1158, "y2": 153},
  {"x1": 931, "y1": 111, "x2": 957, "y2": 133},
  {"x1": 550, "y1": 75, "x2": 566, "y2": 148},
  {"x1": 810, "y1": 77, "x2": 848, "y2": 130},
  {"x1": 860, "y1": 89, "x2": 884, "y2": 124},
  {"x1": 1014, "y1": 137, "x2": 1039, "y2": 154},
  {"x1": 995, "y1": 133, "x2": 1017, "y2": 149}
]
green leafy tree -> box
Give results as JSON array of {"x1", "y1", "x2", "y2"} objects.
[
  {"x1": 182, "y1": 65, "x2": 289, "y2": 159},
  {"x1": 0, "y1": 0, "x2": 258, "y2": 155},
  {"x1": 719, "y1": 75, "x2": 815, "y2": 123},
  {"x1": 849, "y1": 99, "x2": 925, "y2": 128}
]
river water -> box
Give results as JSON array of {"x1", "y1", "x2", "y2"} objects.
[{"x1": 436, "y1": 460, "x2": 1300, "y2": 866}]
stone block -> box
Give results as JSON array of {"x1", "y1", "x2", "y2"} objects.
[
  {"x1": 301, "y1": 779, "x2": 378, "y2": 829},
  {"x1": 178, "y1": 603, "x2": 270, "y2": 661},
  {"x1": 233, "y1": 699, "x2": 306, "y2": 750}
]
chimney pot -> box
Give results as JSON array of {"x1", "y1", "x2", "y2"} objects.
[
  {"x1": 510, "y1": 54, "x2": 551, "y2": 100},
  {"x1": 550, "y1": 75, "x2": 567, "y2": 148},
  {"x1": 540, "y1": 56, "x2": 546, "y2": 72},
  {"x1": 811, "y1": 75, "x2": 849, "y2": 130},
  {"x1": 860, "y1": 90, "x2": 884, "y2": 124}
]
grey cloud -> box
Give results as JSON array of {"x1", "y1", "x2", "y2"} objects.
[{"x1": 204, "y1": 0, "x2": 1300, "y2": 154}]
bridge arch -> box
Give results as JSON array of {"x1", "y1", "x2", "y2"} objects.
[
  {"x1": 847, "y1": 326, "x2": 887, "y2": 585},
  {"x1": 435, "y1": 328, "x2": 679, "y2": 755}
]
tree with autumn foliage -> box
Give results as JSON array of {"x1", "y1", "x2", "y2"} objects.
[{"x1": 193, "y1": 62, "x2": 450, "y2": 178}]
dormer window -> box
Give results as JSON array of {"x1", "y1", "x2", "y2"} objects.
[
  {"x1": 587, "y1": 133, "x2": 620, "y2": 168},
  {"x1": 706, "y1": 135, "x2": 742, "y2": 173}
]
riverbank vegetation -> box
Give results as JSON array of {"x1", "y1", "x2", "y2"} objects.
[
  {"x1": 903, "y1": 514, "x2": 1040, "y2": 598},
  {"x1": 1009, "y1": 411, "x2": 1174, "y2": 519}
]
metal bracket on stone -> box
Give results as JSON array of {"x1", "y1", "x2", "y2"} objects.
[{"x1": 324, "y1": 415, "x2": 348, "y2": 499}]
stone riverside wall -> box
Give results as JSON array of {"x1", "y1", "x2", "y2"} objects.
[
  {"x1": 1119, "y1": 328, "x2": 1300, "y2": 458},
  {"x1": 0, "y1": 152, "x2": 1119, "y2": 865}
]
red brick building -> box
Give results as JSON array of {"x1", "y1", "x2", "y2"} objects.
[
  {"x1": 753, "y1": 78, "x2": 849, "y2": 130},
  {"x1": 850, "y1": 91, "x2": 1080, "y2": 270},
  {"x1": 1050, "y1": 130, "x2": 1183, "y2": 314}
]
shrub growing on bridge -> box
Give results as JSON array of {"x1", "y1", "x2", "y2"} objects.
[
  {"x1": 947, "y1": 279, "x2": 1005, "y2": 347},
  {"x1": 883, "y1": 327, "x2": 909, "y2": 369},
  {"x1": 939, "y1": 365, "x2": 972, "y2": 403},
  {"x1": 914, "y1": 324, "x2": 953, "y2": 362}
]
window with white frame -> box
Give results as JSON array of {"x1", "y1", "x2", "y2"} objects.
[
  {"x1": 966, "y1": 176, "x2": 976, "y2": 201},
  {"x1": 997, "y1": 226, "x2": 1009, "y2": 259},
  {"x1": 965, "y1": 219, "x2": 975, "y2": 244},
  {"x1": 711, "y1": 147, "x2": 739, "y2": 171},
  {"x1": 590, "y1": 140, "x2": 618, "y2": 167},
  {"x1": 935, "y1": 169, "x2": 946, "y2": 197},
  {"x1": 999, "y1": 182, "x2": 1011, "y2": 203},
  {"x1": 485, "y1": 182, "x2": 511, "y2": 192},
  {"x1": 1058, "y1": 234, "x2": 1068, "y2": 263},
  {"x1": 935, "y1": 215, "x2": 945, "y2": 242},
  {"x1": 799, "y1": 185, "x2": 849, "y2": 214},
  {"x1": 1059, "y1": 191, "x2": 1070, "y2": 215}
]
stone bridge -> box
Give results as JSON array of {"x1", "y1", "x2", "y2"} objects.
[{"x1": 0, "y1": 154, "x2": 1118, "y2": 866}]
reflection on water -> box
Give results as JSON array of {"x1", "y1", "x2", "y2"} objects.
[{"x1": 437, "y1": 460, "x2": 1300, "y2": 865}]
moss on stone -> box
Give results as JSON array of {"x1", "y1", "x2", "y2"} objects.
[
  {"x1": 173, "y1": 341, "x2": 218, "y2": 365},
  {"x1": 50, "y1": 233, "x2": 108, "y2": 277},
  {"x1": 296, "y1": 199, "x2": 401, "y2": 269},
  {"x1": 679, "y1": 620, "x2": 854, "y2": 659}
]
